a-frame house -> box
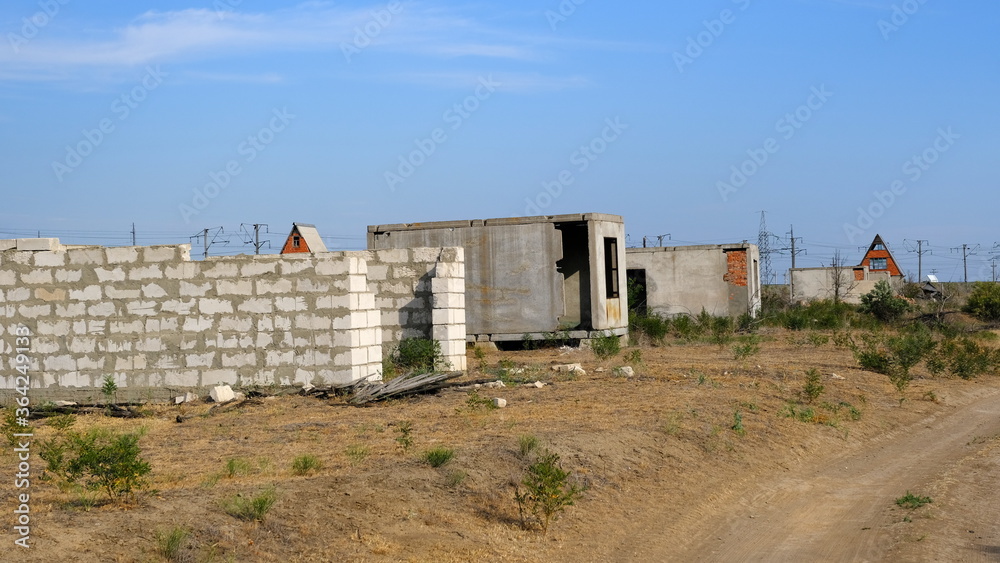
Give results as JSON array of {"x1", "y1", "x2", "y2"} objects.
[
  {"x1": 280, "y1": 223, "x2": 328, "y2": 254},
  {"x1": 857, "y1": 234, "x2": 902, "y2": 277}
]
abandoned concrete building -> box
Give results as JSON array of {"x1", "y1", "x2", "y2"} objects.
[
  {"x1": 367, "y1": 213, "x2": 629, "y2": 343},
  {"x1": 790, "y1": 234, "x2": 905, "y2": 304},
  {"x1": 625, "y1": 243, "x2": 762, "y2": 319},
  {"x1": 0, "y1": 238, "x2": 466, "y2": 402}
]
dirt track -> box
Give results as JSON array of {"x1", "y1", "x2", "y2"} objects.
[{"x1": 638, "y1": 386, "x2": 1000, "y2": 562}]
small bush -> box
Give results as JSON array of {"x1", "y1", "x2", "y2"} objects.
[
  {"x1": 391, "y1": 338, "x2": 445, "y2": 373},
  {"x1": 731, "y1": 411, "x2": 745, "y2": 437},
  {"x1": 465, "y1": 391, "x2": 497, "y2": 411},
  {"x1": 345, "y1": 444, "x2": 370, "y2": 463},
  {"x1": 940, "y1": 338, "x2": 996, "y2": 379},
  {"x1": 154, "y1": 527, "x2": 189, "y2": 561},
  {"x1": 291, "y1": 454, "x2": 322, "y2": 476},
  {"x1": 224, "y1": 487, "x2": 277, "y2": 521},
  {"x1": 590, "y1": 332, "x2": 621, "y2": 359},
  {"x1": 629, "y1": 312, "x2": 670, "y2": 344},
  {"x1": 895, "y1": 491, "x2": 932, "y2": 510},
  {"x1": 671, "y1": 315, "x2": 700, "y2": 340},
  {"x1": 394, "y1": 421, "x2": 414, "y2": 452},
  {"x1": 623, "y1": 349, "x2": 643, "y2": 365},
  {"x1": 224, "y1": 457, "x2": 254, "y2": 478},
  {"x1": 514, "y1": 450, "x2": 584, "y2": 534},
  {"x1": 101, "y1": 375, "x2": 118, "y2": 406},
  {"x1": 40, "y1": 427, "x2": 151, "y2": 503},
  {"x1": 963, "y1": 282, "x2": 1000, "y2": 322},
  {"x1": 803, "y1": 369, "x2": 824, "y2": 404},
  {"x1": 518, "y1": 434, "x2": 539, "y2": 459},
  {"x1": 732, "y1": 335, "x2": 761, "y2": 360},
  {"x1": 423, "y1": 447, "x2": 455, "y2": 468},
  {"x1": 859, "y1": 280, "x2": 909, "y2": 323},
  {"x1": 446, "y1": 470, "x2": 468, "y2": 487}
]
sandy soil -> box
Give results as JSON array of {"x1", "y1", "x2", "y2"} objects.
[{"x1": 3, "y1": 329, "x2": 999, "y2": 562}]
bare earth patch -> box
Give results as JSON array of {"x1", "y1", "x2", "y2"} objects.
[{"x1": 3, "y1": 329, "x2": 1000, "y2": 561}]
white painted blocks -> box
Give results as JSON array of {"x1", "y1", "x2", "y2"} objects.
[
  {"x1": 432, "y1": 324, "x2": 466, "y2": 342},
  {"x1": 431, "y1": 277, "x2": 465, "y2": 294},
  {"x1": 432, "y1": 308, "x2": 466, "y2": 325}
]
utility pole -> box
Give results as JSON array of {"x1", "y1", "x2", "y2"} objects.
[
  {"x1": 773, "y1": 225, "x2": 805, "y2": 299},
  {"x1": 191, "y1": 227, "x2": 229, "y2": 260},
  {"x1": 656, "y1": 234, "x2": 670, "y2": 246},
  {"x1": 131, "y1": 223, "x2": 137, "y2": 246},
  {"x1": 905, "y1": 239, "x2": 930, "y2": 281},
  {"x1": 951, "y1": 244, "x2": 979, "y2": 283},
  {"x1": 239, "y1": 223, "x2": 269, "y2": 255},
  {"x1": 757, "y1": 211, "x2": 774, "y2": 285}
]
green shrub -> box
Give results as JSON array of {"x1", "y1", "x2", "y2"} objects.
[
  {"x1": 895, "y1": 491, "x2": 932, "y2": 510},
  {"x1": 623, "y1": 349, "x2": 643, "y2": 365},
  {"x1": 963, "y1": 282, "x2": 1000, "y2": 322},
  {"x1": 803, "y1": 368, "x2": 824, "y2": 404},
  {"x1": 518, "y1": 434, "x2": 539, "y2": 459},
  {"x1": 629, "y1": 312, "x2": 670, "y2": 344},
  {"x1": 291, "y1": 454, "x2": 322, "y2": 476},
  {"x1": 154, "y1": 527, "x2": 189, "y2": 561},
  {"x1": 671, "y1": 315, "x2": 700, "y2": 339},
  {"x1": 731, "y1": 411, "x2": 745, "y2": 437},
  {"x1": 859, "y1": 280, "x2": 909, "y2": 323},
  {"x1": 101, "y1": 375, "x2": 118, "y2": 407},
  {"x1": 40, "y1": 427, "x2": 151, "y2": 503},
  {"x1": 224, "y1": 457, "x2": 254, "y2": 478},
  {"x1": 590, "y1": 332, "x2": 621, "y2": 359},
  {"x1": 423, "y1": 447, "x2": 455, "y2": 468},
  {"x1": 514, "y1": 450, "x2": 584, "y2": 533},
  {"x1": 224, "y1": 487, "x2": 277, "y2": 521},
  {"x1": 391, "y1": 338, "x2": 445, "y2": 373},
  {"x1": 394, "y1": 420, "x2": 414, "y2": 452},
  {"x1": 732, "y1": 335, "x2": 761, "y2": 360},
  {"x1": 940, "y1": 338, "x2": 996, "y2": 379}
]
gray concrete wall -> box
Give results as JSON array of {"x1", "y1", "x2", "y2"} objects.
[
  {"x1": 626, "y1": 244, "x2": 761, "y2": 318},
  {"x1": 0, "y1": 241, "x2": 466, "y2": 402},
  {"x1": 790, "y1": 267, "x2": 899, "y2": 304},
  {"x1": 368, "y1": 213, "x2": 628, "y2": 341}
]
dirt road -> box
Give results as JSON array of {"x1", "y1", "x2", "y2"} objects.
[{"x1": 637, "y1": 386, "x2": 1000, "y2": 562}]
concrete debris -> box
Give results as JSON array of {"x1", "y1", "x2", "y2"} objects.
[
  {"x1": 209, "y1": 385, "x2": 236, "y2": 403},
  {"x1": 301, "y1": 383, "x2": 316, "y2": 394},
  {"x1": 53, "y1": 401, "x2": 78, "y2": 407},
  {"x1": 595, "y1": 367, "x2": 606, "y2": 373},
  {"x1": 613, "y1": 366, "x2": 635, "y2": 377},
  {"x1": 483, "y1": 380, "x2": 506, "y2": 389},
  {"x1": 174, "y1": 392, "x2": 198, "y2": 405},
  {"x1": 533, "y1": 381, "x2": 546, "y2": 388},
  {"x1": 233, "y1": 392, "x2": 246, "y2": 402},
  {"x1": 492, "y1": 398, "x2": 507, "y2": 408},
  {"x1": 551, "y1": 363, "x2": 586, "y2": 375},
  {"x1": 830, "y1": 373, "x2": 845, "y2": 380}
]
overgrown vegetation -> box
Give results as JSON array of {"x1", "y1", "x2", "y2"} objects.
[
  {"x1": 802, "y1": 368, "x2": 824, "y2": 404},
  {"x1": 963, "y1": 282, "x2": 1000, "y2": 323},
  {"x1": 590, "y1": 331, "x2": 621, "y2": 359},
  {"x1": 154, "y1": 527, "x2": 189, "y2": 561},
  {"x1": 291, "y1": 454, "x2": 323, "y2": 476},
  {"x1": 39, "y1": 423, "x2": 151, "y2": 504},
  {"x1": 859, "y1": 280, "x2": 909, "y2": 323},
  {"x1": 223, "y1": 487, "x2": 277, "y2": 521},
  {"x1": 384, "y1": 338, "x2": 446, "y2": 378}
]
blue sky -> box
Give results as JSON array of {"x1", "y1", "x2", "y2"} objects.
[{"x1": 1, "y1": 0, "x2": 997, "y2": 282}]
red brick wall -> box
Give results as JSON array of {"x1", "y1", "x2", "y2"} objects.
[
  {"x1": 724, "y1": 250, "x2": 748, "y2": 287},
  {"x1": 860, "y1": 249, "x2": 902, "y2": 276},
  {"x1": 280, "y1": 233, "x2": 310, "y2": 254}
]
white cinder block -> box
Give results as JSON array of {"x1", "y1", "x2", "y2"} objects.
[
  {"x1": 202, "y1": 370, "x2": 238, "y2": 387},
  {"x1": 0, "y1": 270, "x2": 15, "y2": 286},
  {"x1": 435, "y1": 262, "x2": 465, "y2": 278},
  {"x1": 106, "y1": 246, "x2": 139, "y2": 264},
  {"x1": 432, "y1": 324, "x2": 466, "y2": 342},
  {"x1": 160, "y1": 299, "x2": 197, "y2": 315},
  {"x1": 431, "y1": 277, "x2": 465, "y2": 294},
  {"x1": 17, "y1": 238, "x2": 59, "y2": 251},
  {"x1": 54, "y1": 269, "x2": 83, "y2": 283},
  {"x1": 128, "y1": 265, "x2": 163, "y2": 280},
  {"x1": 126, "y1": 300, "x2": 159, "y2": 316},
  {"x1": 20, "y1": 269, "x2": 53, "y2": 284},
  {"x1": 187, "y1": 352, "x2": 215, "y2": 368},
  {"x1": 216, "y1": 279, "x2": 253, "y2": 296},
  {"x1": 180, "y1": 281, "x2": 212, "y2": 297},
  {"x1": 295, "y1": 278, "x2": 330, "y2": 293},
  {"x1": 275, "y1": 296, "x2": 307, "y2": 312},
  {"x1": 141, "y1": 283, "x2": 168, "y2": 298},
  {"x1": 142, "y1": 246, "x2": 177, "y2": 262},
  {"x1": 199, "y1": 298, "x2": 234, "y2": 315},
  {"x1": 69, "y1": 285, "x2": 102, "y2": 301},
  {"x1": 200, "y1": 262, "x2": 239, "y2": 279},
  {"x1": 432, "y1": 292, "x2": 465, "y2": 309},
  {"x1": 256, "y1": 279, "x2": 293, "y2": 294},
  {"x1": 238, "y1": 298, "x2": 273, "y2": 314},
  {"x1": 34, "y1": 251, "x2": 66, "y2": 267},
  {"x1": 95, "y1": 267, "x2": 126, "y2": 282},
  {"x1": 86, "y1": 302, "x2": 115, "y2": 317},
  {"x1": 105, "y1": 287, "x2": 140, "y2": 299},
  {"x1": 432, "y1": 308, "x2": 466, "y2": 326},
  {"x1": 67, "y1": 337, "x2": 96, "y2": 354},
  {"x1": 240, "y1": 260, "x2": 278, "y2": 277},
  {"x1": 5, "y1": 287, "x2": 29, "y2": 302},
  {"x1": 347, "y1": 274, "x2": 368, "y2": 293},
  {"x1": 164, "y1": 263, "x2": 198, "y2": 280},
  {"x1": 67, "y1": 248, "x2": 104, "y2": 265},
  {"x1": 182, "y1": 316, "x2": 214, "y2": 332},
  {"x1": 55, "y1": 303, "x2": 85, "y2": 317}
]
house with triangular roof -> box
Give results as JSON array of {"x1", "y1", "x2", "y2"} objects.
[
  {"x1": 280, "y1": 223, "x2": 328, "y2": 254},
  {"x1": 789, "y1": 234, "x2": 905, "y2": 304}
]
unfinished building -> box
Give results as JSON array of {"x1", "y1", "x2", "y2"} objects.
[
  {"x1": 367, "y1": 213, "x2": 628, "y2": 343},
  {"x1": 790, "y1": 235, "x2": 904, "y2": 304},
  {"x1": 625, "y1": 243, "x2": 761, "y2": 319},
  {"x1": 0, "y1": 239, "x2": 466, "y2": 402}
]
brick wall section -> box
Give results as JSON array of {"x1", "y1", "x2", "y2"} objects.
[
  {"x1": 723, "y1": 249, "x2": 748, "y2": 287},
  {"x1": 0, "y1": 244, "x2": 390, "y2": 399},
  {"x1": 362, "y1": 247, "x2": 467, "y2": 370}
]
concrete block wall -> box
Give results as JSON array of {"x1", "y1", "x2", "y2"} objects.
[
  {"x1": 362, "y1": 247, "x2": 467, "y2": 370},
  {"x1": 0, "y1": 243, "x2": 392, "y2": 400}
]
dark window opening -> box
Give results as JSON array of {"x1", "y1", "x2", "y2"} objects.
[
  {"x1": 626, "y1": 269, "x2": 646, "y2": 315},
  {"x1": 874, "y1": 243, "x2": 885, "y2": 250},
  {"x1": 604, "y1": 237, "x2": 619, "y2": 298},
  {"x1": 293, "y1": 235, "x2": 301, "y2": 248}
]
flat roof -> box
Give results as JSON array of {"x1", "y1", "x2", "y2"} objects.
[
  {"x1": 626, "y1": 243, "x2": 755, "y2": 253},
  {"x1": 368, "y1": 212, "x2": 623, "y2": 233}
]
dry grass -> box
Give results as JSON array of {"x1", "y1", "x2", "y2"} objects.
[{"x1": 3, "y1": 328, "x2": 993, "y2": 562}]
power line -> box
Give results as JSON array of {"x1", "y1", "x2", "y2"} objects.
[
  {"x1": 904, "y1": 239, "x2": 930, "y2": 281},
  {"x1": 951, "y1": 244, "x2": 979, "y2": 283}
]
